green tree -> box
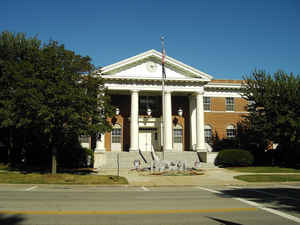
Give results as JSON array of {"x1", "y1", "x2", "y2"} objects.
[
  {"x1": 0, "y1": 31, "x2": 114, "y2": 173},
  {"x1": 243, "y1": 70, "x2": 300, "y2": 166}
]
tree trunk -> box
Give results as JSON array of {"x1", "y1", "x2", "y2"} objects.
[{"x1": 51, "y1": 146, "x2": 57, "y2": 174}]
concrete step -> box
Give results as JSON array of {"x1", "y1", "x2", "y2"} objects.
[{"x1": 98, "y1": 151, "x2": 216, "y2": 169}]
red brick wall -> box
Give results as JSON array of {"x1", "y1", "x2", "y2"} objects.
[
  {"x1": 104, "y1": 94, "x2": 248, "y2": 151},
  {"x1": 205, "y1": 97, "x2": 248, "y2": 139}
]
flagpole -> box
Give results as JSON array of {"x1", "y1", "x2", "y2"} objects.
[{"x1": 161, "y1": 36, "x2": 165, "y2": 160}]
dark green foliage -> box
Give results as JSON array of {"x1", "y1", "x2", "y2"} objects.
[
  {"x1": 215, "y1": 149, "x2": 254, "y2": 167},
  {"x1": 212, "y1": 136, "x2": 239, "y2": 152},
  {"x1": 243, "y1": 70, "x2": 300, "y2": 166},
  {"x1": 0, "y1": 31, "x2": 114, "y2": 173},
  {"x1": 58, "y1": 146, "x2": 93, "y2": 169}
]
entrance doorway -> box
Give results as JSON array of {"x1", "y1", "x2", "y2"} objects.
[{"x1": 139, "y1": 127, "x2": 158, "y2": 151}]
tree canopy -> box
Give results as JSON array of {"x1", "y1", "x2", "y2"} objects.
[
  {"x1": 243, "y1": 70, "x2": 300, "y2": 166},
  {"x1": 0, "y1": 31, "x2": 114, "y2": 173}
]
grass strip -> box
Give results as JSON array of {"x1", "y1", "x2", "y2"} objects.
[
  {"x1": 0, "y1": 172, "x2": 128, "y2": 185},
  {"x1": 227, "y1": 166, "x2": 300, "y2": 173},
  {"x1": 235, "y1": 174, "x2": 300, "y2": 182}
]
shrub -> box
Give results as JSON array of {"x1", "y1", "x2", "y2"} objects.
[{"x1": 215, "y1": 149, "x2": 254, "y2": 167}]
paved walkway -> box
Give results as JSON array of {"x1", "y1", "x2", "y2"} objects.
[{"x1": 98, "y1": 168, "x2": 249, "y2": 187}]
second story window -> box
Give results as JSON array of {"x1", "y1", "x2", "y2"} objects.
[
  {"x1": 204, "y1": 97, "x2": 211, "y2": 111},
  {"x1": 226, "y1": 97, "x2": 235, "y2": 111}
]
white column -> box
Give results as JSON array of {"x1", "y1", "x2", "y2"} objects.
[
  {"x1": 189, "y1": 95, "x2": 196, "y2": 150},
  {"x1": 164, "y1": 90, "x2": 173, "y2": 151},
  {"x1": 95, "y1": 134, "x2": 106, "y2": 152},
  {"x1": 94, "y1": 134, "x2": 106, "y2": 169},
  {"x1": 129, "y1": 90, "x2": 139, "y2": 151},
  {"x1": 196, "y1": 91, "x2": 206, "y2": 152}
]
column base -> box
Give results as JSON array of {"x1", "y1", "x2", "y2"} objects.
[
  {"x1": 94, "y1": 148, "x2": 106, "y2": 153},
  {"x1": 129, "y1": 148, "x2": 139, "y2": 152},
  {"x1": 93, "y1": 151, "x2": 106, "y2": 169},
  {"x1": 163, "y1": 148, "x2": 173, "y2": 152},
  {"x1": 196, "y1": 147, "x2": 207, "y2": 152}
]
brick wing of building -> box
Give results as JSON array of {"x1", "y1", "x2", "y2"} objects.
[{"x1": 80, "y1": 50, "x2": 247, "y2": 169}]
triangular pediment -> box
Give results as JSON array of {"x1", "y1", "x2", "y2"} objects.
[{"x1": 99, "y1": 49, "x2": 213, "y2": 82}]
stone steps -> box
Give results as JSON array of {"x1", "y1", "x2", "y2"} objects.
[{"x1": 98, "y1": 151, "x2": 216, "y2": 169}]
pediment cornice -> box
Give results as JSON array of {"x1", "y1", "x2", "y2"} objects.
[{"x1": 98, "y1": 49, "x2": 213, "y2": 82}]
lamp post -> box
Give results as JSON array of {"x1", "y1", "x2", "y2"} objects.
[
  {"x1": 178, "y1": 108, "x2": 183, "y2": 117},
  {"x1": 146, "y1": 108, "x2": 152, "y2": 117},
  {"x1": 115, "y1": 107, "x2": 120, "y2": 115}
]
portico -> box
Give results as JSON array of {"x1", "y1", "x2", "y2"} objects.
[{"x1": 94, "y1": 49, "x2": 212, "y2": 153}]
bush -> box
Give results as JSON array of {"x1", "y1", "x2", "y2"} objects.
[{"x1": 215, "y1": 149, "x2": 254, "y2": 167}]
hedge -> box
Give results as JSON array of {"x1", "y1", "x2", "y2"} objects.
[{"x1": 215, "y1": 149, "x2": 254, "y2": 167}]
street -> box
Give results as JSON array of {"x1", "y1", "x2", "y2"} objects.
[{"x1": 0, "y1": 184, "x2": 300, "y2": 225}]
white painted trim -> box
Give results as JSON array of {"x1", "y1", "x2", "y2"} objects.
[
  {"x1": 204, "y1": 91, "x2": 243, "y2": 98},
  {"x1": 104, "y1": 83, "x2": 205, "y2": 93},
  {"x1": 100, "y1": 49, "x2": 213, "y2": 81}
]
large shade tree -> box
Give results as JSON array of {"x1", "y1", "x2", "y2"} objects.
[
  {"x1": 243, "y1": 70, "x2": 300, "y2": 166},
  {"x1": 0, "y1": 31, "x2": 114, "y2": 173}
]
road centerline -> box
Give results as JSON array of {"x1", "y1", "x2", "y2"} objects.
[{"x1": 0, "y1": 207, "x2": 257, "y2": 215}]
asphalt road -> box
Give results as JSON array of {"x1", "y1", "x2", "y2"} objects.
[{"x1": 1, "y1": 184, "x2": 300, "y2": 225}]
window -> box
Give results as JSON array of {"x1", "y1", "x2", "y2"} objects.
[
  {"x1": 111, "y1": 124, "x2": 121, "y2": 143},
  {"x1": 173, "y1": 125, "x2": 183, "y2": 143},
  {"x1": 226, "y1": 97, "x2": 235, "y2": 111},
  {"x1": 204, "y1": 125, "x2": 212, "y2": 143},
  {"x1": 226, "y1": 125, "x2": 236, "y2": 138},
  {"x1": 204, "y1": 97, "x2": 211, "y2": 111}
]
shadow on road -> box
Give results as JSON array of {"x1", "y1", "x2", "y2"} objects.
[
  {"x1": 218, "y1": 187, "x2": 300, "y2": 213},
  {"x1": 207, "y1": 217, "x2": 243, "y2": 225},
  {"x1": 0, "y1": 214, "x2": 25, "y2": 225}
]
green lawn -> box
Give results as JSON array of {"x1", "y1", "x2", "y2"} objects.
[
  {"x1": 227, "y1": 166, "x2": 300, "y2": 173},
  {"x1": 0, "y1": 163, "x2": 9, "y2": 171},
  {"x1": 235, "y1": 174, "x2": 300, "y2": 182},
  {"x1": 0, "y1": 171, "x2": 128, "y2": 185}
]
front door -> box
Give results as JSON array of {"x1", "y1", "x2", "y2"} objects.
[{"x1": 139, "y1": 128, "x2": 158, "y2": 151}]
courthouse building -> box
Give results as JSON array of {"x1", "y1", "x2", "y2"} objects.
[{"x1": 82, "y1": 50, "x2": 248, "y2": 168}]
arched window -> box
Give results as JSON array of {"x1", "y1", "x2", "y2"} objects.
[
  {"x1": 173, "y1": 124, "x2": 183, "y2": 143},
  {"x1": 204, "y1": 125, "x2": 212, "y2": 143},
  {"x1": 226, "y1": 124, "x2": 236, "y2": 138},
  {"x1": 111, "y1": 124, "x2": 122, "y2": 143}
]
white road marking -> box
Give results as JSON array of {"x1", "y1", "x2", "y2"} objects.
[
  {"x1": 197, "y1": 186, "x2": 300, "y2": 224},
  {"x1": 141, "y1": 186, "x2": 150, "y2": 191},
  {"x1": 196, "y1": 187, "x2": 221, "y2": 194},
  {"x1": 25, "y1": 186, "x2": 38, "y2": 191},
  {"x1": 227, "y1": 186, "x2": 242, "y2": 189}
]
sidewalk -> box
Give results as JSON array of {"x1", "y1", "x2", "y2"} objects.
[{"x1": 98, "y1": 168, "x2": 249, "y2": 187}]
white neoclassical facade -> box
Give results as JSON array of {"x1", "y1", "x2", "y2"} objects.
[{"x1": 87, "y1": 50, "x2": 246, "y2": 168}]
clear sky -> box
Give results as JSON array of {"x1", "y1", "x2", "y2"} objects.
[{"x1": 1, "y1": 0, "x2": 299, "y2": 79}]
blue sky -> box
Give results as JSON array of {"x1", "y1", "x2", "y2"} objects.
[{"x1": 1, "y1": 0, "x2": 299, "y2": 79}]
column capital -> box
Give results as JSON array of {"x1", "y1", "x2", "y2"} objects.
[
  {"x1": 195, "y1": 90, "x2": 204, "y2": 96},
  {"x1": 130, "y1": 89, "x2": 139, "y2": 93},
  {"x1": 164, "y1": 90, "x2": 172, "y2": 94}
]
